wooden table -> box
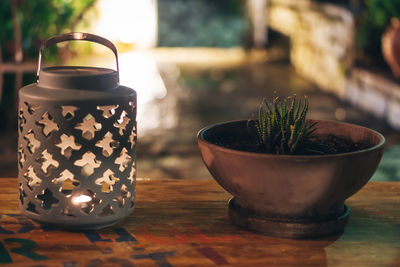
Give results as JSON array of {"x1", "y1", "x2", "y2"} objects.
[{"x1": 0, "y1": 178, "x2": 399, "y2": 266}]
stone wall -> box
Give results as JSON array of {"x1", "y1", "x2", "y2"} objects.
[
  {"x1": 269, "y1": 0, "x2": 354, "y2": 96},
  {"x1": 268, "y1": 0, "x2": 400, "y2": 130},
  {"x1": 346, "y1": 68, "x2": 400, "y2": 129}
]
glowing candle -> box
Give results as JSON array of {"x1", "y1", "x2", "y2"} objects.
[{"x1": 72, "y1": 195, "x2": 92, "y2": 204}]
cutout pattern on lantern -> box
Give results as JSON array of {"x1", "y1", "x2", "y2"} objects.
[
  {"x1": 129, "y1": 126, "x2": 137, "y2": 149},
  {"x1": 18, "y1": 101, "x2": 136, "y2": 221},
  {"x1": 56, "y1": 134, "x2": 82, "y2": 159},
  {"x1": 114, "y1": 110, "x2": 130, "y2": 135},
  {"x1": 24, "y1": 130, "x2": 40, "y2": 154},
  {"x1": 37, "y1": 112, "x2": 59, "y2": 136},
  {"x1": 97, "y1": 105, "x2": 118, "y2": 118},
  {"x1": 74, "y1": 151, "x2": 102, "y2": 177},
  {"x1": 37, "y1": 189, "x2": 59, "y2": 210},
  {"x1": 36, "y1": 150, "x2": 59, "y2": 175},
  {"x1": 18, "y1": 145, "x2": 25, "y2": 168},
  {"x1": 52, "y1": 170, "x2": 80, "y2": 195},
  {"x1": 95, "y1": 169, "x2": 120, "y2": 193},
  {"x1": 18, "y1": 109, "x2": 26, "y2": 133},
  {"x1": 19, "y1": 183, "x2": 27, "y2": 205},
  {"x1": 24, "y1": 166, "x2": 42, "y2": 189},
  {"x1": 61, "y1": 105, "x2": 79, "y2": 120},
  {"x1": 75, "y1": 114, "x2": 102, "y2": 140},
  {"x1": 27, "y1": 202, "x2": 39, "y2": 214},
  {"x1": 115, "y1": 148, "x2": 132, "y2": 172},
  {"x1": 95, "y1": 132, "x2": 120, "y2": 157}
]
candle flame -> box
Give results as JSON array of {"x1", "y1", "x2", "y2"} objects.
[{"x1": 72, "y1": 195, "x2": 92, "y2": 204}]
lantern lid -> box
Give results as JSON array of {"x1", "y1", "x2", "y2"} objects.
[{"x1": 38, "y1": 66, "x2": 119, "y2": 91}]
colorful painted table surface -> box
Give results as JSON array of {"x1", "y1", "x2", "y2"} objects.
[{"x1": 0, "y1": 178, "x2": 399, "y2": 266}]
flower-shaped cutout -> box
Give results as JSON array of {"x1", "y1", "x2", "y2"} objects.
[
  {"x1": 95, "y1": 132, "x2": 120, "y2": 157},
  {"x1": 115, "y1": 148, "x2": 132, "y2": 172},
  {"x1": 97, "y1": 105, "x2": 119, "y2": 118},
  {"x1": 56, "y1": 134, "x2": 81, "y2": 159},
  {"x1": 114, "y1": 184, "x2": 132, "y2": 208},
  {"x1": 52, "y1": 170, "x2": 79, "y2": 195},
  {"x1": 37, "y1": 189, "x2": 59, "y2": 210},
  {"x1": 24, "y1": 166, "x2": 42, "y2": 189},
  {"x1": 19, "y1": 183, "x2": 27, "y2": 205},
  {"x1": 75, "y1": 114, "x2": 102, "y2": 140},
  {"x1": 18, "y1": 109, "x2": 26, "y2": 133},
  {"x1": 95, "y1": 169, "x2": 120, "y2": 193},
  {"x1": 27, "y1": 202, "x2": 39, "y2": 214},
  {"x1": 36, "y1": 149, "x2": 59, "y2": 175},
  {"x1": 37, "y1": 112, "x2": 59, "y2": 137},
  {"x1": 18, "y1": 145, "x2": 25, "y2": 168},
  {"x1": 24, "y1": 130, "x2": 40, "y2": 154},
  {"x1": 113, "y1": 110, "x2": 130, "y2": 136},
  {"x1": 74, "y1": 152, "x2": 101, "y2": 176},
  {"x1": 128, "y1": 163, "x2": 136, "y2": 185},
  {"x1": 128, "y1": 126, "x2": 137, "y2": 149},
  {"x1": 61, "y1": 105, "x2": 79, "y2": 120}
]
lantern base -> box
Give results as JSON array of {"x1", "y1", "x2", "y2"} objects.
[
  {"x1": 21, "y1": 208, "x2": 134, "y2": 231},
  {"x1": 27, "y1": 217, "x2": 123, "y2": 231},
  {"x1": 38, "y1": 220, "x2": 121, "y2": 231}
]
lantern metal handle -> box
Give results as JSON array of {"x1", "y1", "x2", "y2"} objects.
[{"x1": 37, "y1": 32, "x2": 119, "y2": 82}]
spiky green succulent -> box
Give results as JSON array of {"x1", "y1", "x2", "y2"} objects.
[{"x1": 250, "y1": 95, "x2": 327, "y2": 155}]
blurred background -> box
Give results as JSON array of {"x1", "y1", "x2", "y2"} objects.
[{"x1": 1, "y1": 0, "x2": 400, "y2": 180}]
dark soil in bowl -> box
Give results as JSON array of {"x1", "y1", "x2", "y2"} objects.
[{"x1": 209, "y1": 132, "x2": 369, "y2": 155}]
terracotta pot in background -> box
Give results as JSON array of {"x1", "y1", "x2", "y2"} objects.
[
  {"x1": 197, "y1": 120, "x2": 385, "y2": 238},
  {"x1": 382, "y1": 18, "x2": 400, "y2": 78}
]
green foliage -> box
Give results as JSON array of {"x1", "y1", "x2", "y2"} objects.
[
  {"x1": 357, "y1": 0, "x2": 400, "y2": 58},
  {"x1": 0, "y1": 0, "x2": 95, "y2": 62},
  {"x1": 251, "y1": 96, "x2": 326, "y2": 155}
]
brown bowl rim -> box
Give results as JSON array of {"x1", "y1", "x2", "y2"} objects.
[{"x1": 197, "y1": 119, "x2": 385, "y2": 159}]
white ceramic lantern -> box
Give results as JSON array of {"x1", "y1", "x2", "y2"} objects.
[{"x1": 18, "y1": 33, "x2": 136, "y2": 229}]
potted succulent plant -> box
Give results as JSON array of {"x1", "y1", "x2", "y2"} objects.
[{"x1": 197, "y1": 96, "x2": 385, "y2": 238}]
